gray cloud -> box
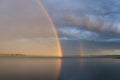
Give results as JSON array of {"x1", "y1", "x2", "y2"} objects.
[
  {"x1": 42, "y1": 0, "x2": 120, "y2": 41},
  {"x1": 58, "y1": 27, "x2": 100, "y2": 41}
]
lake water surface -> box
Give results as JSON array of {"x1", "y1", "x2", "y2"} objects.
[{"x1": 0, "y1": 57, "x2": 120, "y2": 80}]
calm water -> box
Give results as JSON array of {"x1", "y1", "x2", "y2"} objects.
[
  {"x1": 0, "y1": 57, "x2": 120, "y2": 80},
  {"x1": 60, "y1": 58, "x2": 120, "y2": 80}
]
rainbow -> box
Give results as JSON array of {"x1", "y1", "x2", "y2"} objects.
[
  {"x1": 34, "y1": 1, "x2": 63, "y2": 79},
  {"x1": 79, "y1": 41, "x2": 84, "y2": 67},
  {"x1": 34, "y1": 0, "x2": 63, "y2": 57}
]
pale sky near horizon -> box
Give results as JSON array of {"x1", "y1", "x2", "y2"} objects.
[{"x1": 0, "y1": 0, "x2": 60, "y2": 56}]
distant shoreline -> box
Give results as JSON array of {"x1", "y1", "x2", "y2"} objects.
[{"x1": 0, "y1": 54, "x2": 120, "y2": 59}]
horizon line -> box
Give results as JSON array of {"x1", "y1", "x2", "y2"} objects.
[{"x1": 0, "y1": 53, "x2": 120, "y2": 59}]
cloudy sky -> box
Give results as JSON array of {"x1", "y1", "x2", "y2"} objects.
[
  {"x1": 42, "y1": 0, "x2": 120, "y2": 42},
  {"x1": 42, "y1": 0, "x2": 120, "y2": 55},
  {"x1": 0, "y1": 0, "x2": 120, "y2": 55}
]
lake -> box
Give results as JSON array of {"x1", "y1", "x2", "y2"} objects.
[{"x1": 0, "y1": 57, "x2": 120, "y2": 80}]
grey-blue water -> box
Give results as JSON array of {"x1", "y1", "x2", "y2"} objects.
[
  {"x1": 0, "y1": 57, "x2": 120, "y2": 80},
  {"x1": 60, "y1": 58, "x2": 120, "y2": 80}
]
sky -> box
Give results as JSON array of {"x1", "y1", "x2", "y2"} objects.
[
  {"x1": 0, "y1": 0, "x2": 120, "y2": 56},
  {"x1": 0, "y1": 0, "x2": 60, "y2": 56},
  {"x1": 42, "y1": 0, "x2": 120, "y2": 42},
  {"x1": 42, "y1": 0, "x2": 120, "y2": 55}
]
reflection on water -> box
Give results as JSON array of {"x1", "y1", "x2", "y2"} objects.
[
  {"x1": 0, "y1": 57, "x2": 61, "y2": 80},
  {"x1": 0, "y1": 57, "x2": 120, "y2": 80},
  {"x1": 60, "y1": 58, "x2": 120, "y2": 80}
]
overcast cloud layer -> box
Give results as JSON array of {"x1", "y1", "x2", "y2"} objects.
[{"x1": 42, "y1": 0, "x2": 120, "y2": 42}]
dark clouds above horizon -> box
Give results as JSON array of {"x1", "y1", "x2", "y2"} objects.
[{"x1": 42, "y1": 0, "x2": 120, "y2": 42}]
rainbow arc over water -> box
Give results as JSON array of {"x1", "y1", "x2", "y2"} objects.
[{"x1": 35, "y1": 0, "x2": 63, "y2": 57}]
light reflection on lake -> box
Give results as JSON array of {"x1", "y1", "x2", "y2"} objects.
[
  {"x1": 0, "y1": 57, "x2": 120, "y2": 80},
  {"x1": 0, "y1": 57, "x2": 61, "y2": 80}
]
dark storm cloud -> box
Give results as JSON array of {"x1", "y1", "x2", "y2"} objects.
[{"x1": 42, "y1": 0, "x2": 120, "y2": 41}]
